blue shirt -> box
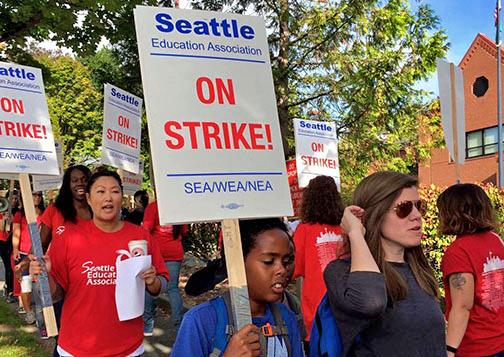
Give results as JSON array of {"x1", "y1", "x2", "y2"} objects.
[{"x1": 172, "y1": 299, "x2": 304, "y2": 357}]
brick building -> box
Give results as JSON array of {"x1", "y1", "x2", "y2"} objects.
[{"x1": 419, "y1": 33, "x2": 504, "y2": 187}]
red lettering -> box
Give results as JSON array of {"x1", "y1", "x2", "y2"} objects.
[
  {"x1": 0, "y1": 98, "x2": 24, "y2": 114},
  {"x1": 202, "y1": 122, "x2": 222, "y2": 149},
  {"x1": 231, "y1": 123, "x2": 251, "y2": 149},
  {"x1": 182, "y1": 122, "x2": 201, "y2": 149},
  {"x1": 215, "y1": 78, "x2": 235, "y2": 105},
  {"x1": 5, "y1": 121, "x2": 15, "y2": 136},
  {"x1": 249, "y1": 123, "x2": 265, "y2": 150},
  {"x1": 164, "y1": 121, "x2": 184, "y2": 149},
  {"x1": 196, "y1": 77, "x2": 214, "y2": 104}
]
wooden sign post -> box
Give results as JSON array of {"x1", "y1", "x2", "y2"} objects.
[
  {"x1": 19, "y1": 174, "x2": 58, "y2": 337},
  {"x1": 222, "y1": 219, "x2": 252, "y2": 328}
]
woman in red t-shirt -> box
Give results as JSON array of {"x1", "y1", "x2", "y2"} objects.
[
  {"x1": 29, "y1": 169, "x2": 169, "y2": 356},
  {"x1": 292, "y1": 175, "x2": 345, "y2": 341},
  {"x1": 438, "y1": 183, "x2": 504, "y2": 356},
  {"x1": 12, "y1": 191, "x2": 44, "y2": 324},
  {"x1": 39, "y1": 164, "x2": 92, "y2": 252}
]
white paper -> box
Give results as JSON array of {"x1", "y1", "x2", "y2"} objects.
[{"x1": 115, "y1": 253, "x2": 151, "y2": 321}]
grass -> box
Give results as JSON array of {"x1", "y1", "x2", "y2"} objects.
[{"x1": 0, "y1": 299, "x2": 50, "y2": 357}]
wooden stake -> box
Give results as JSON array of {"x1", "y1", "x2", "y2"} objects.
[
  {"x1": 19, "y1": 174, "x2": 58, "y2": 337},
  {"x1": 4, "y1": 180, "x2": 15, "y2": 232},
  {"x1": 449, "y1": 63, "x2": 461, "y2": 183},
  {"x1": 221, "y1": 219, "x2": 252, "y2": 330}
]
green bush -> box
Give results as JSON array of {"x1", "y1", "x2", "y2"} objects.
[
  {"x1": 183, "y1": 222, "x2": 220, "y2": 260},
  {"x1": 419, "y1": 183, "x2": 504, "y2": 297}
]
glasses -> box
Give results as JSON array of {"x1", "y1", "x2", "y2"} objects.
[{"x1": 391, "y1": 200, "x2": 425, "y2": 219}]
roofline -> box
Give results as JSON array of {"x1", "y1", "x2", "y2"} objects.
[{"x1": 459, "y1": 33, "x2": 503, "y2": 69}]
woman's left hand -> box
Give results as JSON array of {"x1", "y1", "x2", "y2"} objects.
[{"x1": 141, "y1": 265, "x2": 157, "y2": 286}]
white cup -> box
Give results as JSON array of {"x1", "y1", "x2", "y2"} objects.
[
  {"x1": 128, "y1": 240, "x2": 147, "y2": 257},
  {"x1": 21, "y1": 276, "x2": 32, "y2": 293}
]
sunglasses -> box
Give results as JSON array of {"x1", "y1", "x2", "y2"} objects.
[{"x1": 391, "y1": 200, "x2": 425, "y2": 219}]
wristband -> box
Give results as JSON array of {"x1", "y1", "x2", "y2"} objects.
[{"x1": 446, "y1": 345, "x2": 457, "y2": 353}]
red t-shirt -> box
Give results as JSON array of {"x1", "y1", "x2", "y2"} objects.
[
  {"x1": 441, "y1": 231, "x2": 504, "y2": 356},
  {"x1": 13, "y1": 211, "x2": 42, "y2": 254},
  {"x1": 143, "y1": 201, "x2": 185, "y2": 261},
  {"x1": 40, "y1": 204, "x2": 89, "y2": 232},
  {"x1": 293, "y1": 222, "x2": 346, "y2": 340},
  {"x1": 49, "y1": 220, "x2": 170, "y2": 356}
]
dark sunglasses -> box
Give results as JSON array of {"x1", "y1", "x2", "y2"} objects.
[{"x1": 392, "y1": 200, "x2": 425, "y2": 219}]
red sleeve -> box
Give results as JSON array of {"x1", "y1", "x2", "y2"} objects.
[
  {"x1": 145, "y1": 230, "x2": 170, "y2": 281},
  {"x1": 40, "y1": 205, "x2": 55, "y2": 229},
  {"x1": 441, "y1": 243, "x2": 473, "y2": 283},
  {"x1": 13, "y1": 211, "x2": 22, "y2": 224},
  {"x1": 48, "y1": 229, "x2": 70, "y2": 291},
  {"x1": 292, "y1": 223, "x2": 306, "y2": 279},
  {"x1": 142, "y1": 203, "x2": 156, "y2": 233}
]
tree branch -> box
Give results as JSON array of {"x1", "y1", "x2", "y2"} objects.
[
  {"x1": 286, "y1": 89, "x2": 333, "y2": 108},
  {"x1": 0, "y1": 12, "x2": 44, "y2": 43}
]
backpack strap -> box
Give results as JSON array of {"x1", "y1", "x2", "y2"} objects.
[
  {"x1": 269, "y1": 303, "x2": 292, "y2": 357},
  {"x1": 209, "y1": 295, "x2": 235, "y2": 357}
]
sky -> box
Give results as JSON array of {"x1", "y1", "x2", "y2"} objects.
[{"x1": 412, "y1": 0, "x2": 499, "y2": 96}]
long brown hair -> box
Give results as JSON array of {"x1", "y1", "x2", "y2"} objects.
[{"x1": 353, "y1": 171, "x2": 439, "y2": 303}]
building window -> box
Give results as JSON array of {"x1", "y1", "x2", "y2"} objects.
[
  {"x1": 466, "y1": 126, "x2": 503, "y2": 158},
  {"x1": 472, "y1": 76, "x2": 489, "y2": 97}
]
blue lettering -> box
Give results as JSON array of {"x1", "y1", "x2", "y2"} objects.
[
  {"x1": 299, "y1": 120, "x2": 332, "y2": 132},
  {"x1": 176, "y1": 19, "x2": 192, "y2": 34},
  {"x1": 155, "y1": 13, "x2": 174, "y2": 32},
  {"x1": 184, "y1": 182, "x2": 193, "y2": 194},
  {"x1": 110, "y1": 87, "x2": 139, "y2": 107},
  {"x1": 0, "y1": 66, "x2": 36, "y2": 81},
  {"x1": 154, "y1": 13, "x2": 255, "y2": 40},
  {"x1": 183, "y1": 180, "x2": 274, "y2": 194}
]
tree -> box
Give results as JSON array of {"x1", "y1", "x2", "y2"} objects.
[
  {"x1": 35, "y1": 53, "x2": 103, "y2": 165},
  {"x1": 192, "y1": 0, "x2": 448, "y2": 190}
]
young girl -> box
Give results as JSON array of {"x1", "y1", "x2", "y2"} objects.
[
  {"x1": 438, "y1": 183, "x2": 504, "y2": 356},
  {"x1": 324, "y1": 171, "x2": 445, "y2": 356},
  {"x1": 172, "y1": 218, "x2": 303, "y2": 356}
]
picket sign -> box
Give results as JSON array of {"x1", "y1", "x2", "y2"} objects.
[
  {"x1": 19, "y1": 174, "x2": 58, "y2": 337},
  {"x1": 0, "y1": 61, "x2": 59, "y2": 337},
  {"x1": 135, "y1": 7, "x2": 293, "y2": 330}
]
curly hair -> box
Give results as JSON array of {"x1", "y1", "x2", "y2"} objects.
[
  {"x1": 299, "y1": 175, "x2": 344, "y2": 225},
  {"x1": 437, "y1": 183, "x2": 498, "y2": 236}
]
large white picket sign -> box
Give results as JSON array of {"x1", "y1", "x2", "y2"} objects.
[
  {"x1": 0, "y1": 62, "x2": 58, "y2": 175},
  {"x1": 101, "y1": 84, "x2": 143, "y2": 174},
  {"x1": 294, "y1": 119, "x2": 340, "y2": 189},
  {"x1": 135, "y1": 7, "x2": 292, "y2": 224}
]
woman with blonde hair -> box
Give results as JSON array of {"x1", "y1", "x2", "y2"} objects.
[{"x1": 324, "y1": 171, "x2": 445, "y2": 356}]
